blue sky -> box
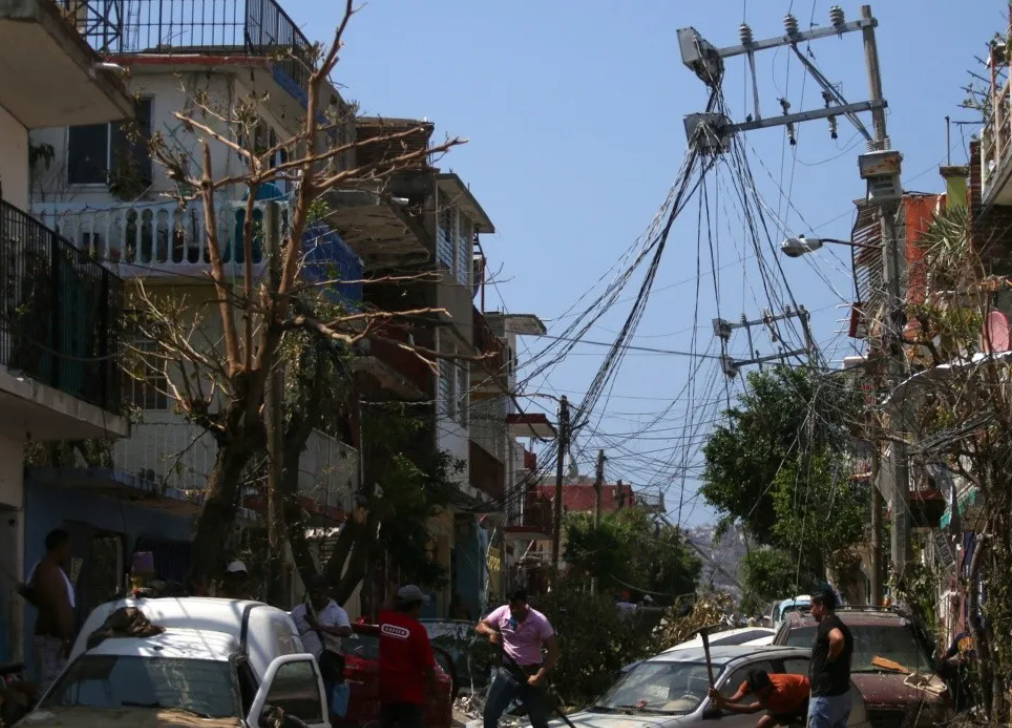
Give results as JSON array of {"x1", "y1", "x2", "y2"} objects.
[{"x1": 285, "y1": 0, "x2": 1004, "y2": 527}]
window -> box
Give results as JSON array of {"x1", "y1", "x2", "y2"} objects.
[
  {"x1": 594, "y1": 660, "x2": 716, "y2": 715},
  {"x1": 456, "y1": 212, "x2": 471, "y2": 287},
  {"x1": 43, "y1": 655, "x2": 236, "y2": 718},
  {"x1": 437, "y1": 206, "x2": 455, "y2": 269},
  {"x1": 782, "y1": 658, "x2": 810, "y2": 676},
  {"x1": 784, "y1": 623, "x2": 932, "y2": 674},
  {"x1": 439, "y1": 361, "x2": 456, "y2": 420},
  {"x1": 720, "y1": 660, "x2": 776, "y2": 699},
  {"x1": 68, "y1": 98, "x2": 153, "y2": 187},
  {"x1": 129, "y1": 340, "x2": 168, "y2": 410},
  {"x1": 265, "y1": 659, "x2": 323, "y2": 723},
  {"x1": 456, "y1": 364, "x2": 469, "y2": 425}
]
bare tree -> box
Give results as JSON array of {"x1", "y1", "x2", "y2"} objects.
[{"x1": 128, "y1": 0, "x2": 466, "y2": 590}]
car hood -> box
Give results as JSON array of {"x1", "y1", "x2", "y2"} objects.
[
  {"x1": 851, "y1": 672, "x2": 948, "y2": 707},
  {"x1": 19, "y1": 706, "x2": 241, "y2": 728}
]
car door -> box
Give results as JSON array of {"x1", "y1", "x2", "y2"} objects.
[
  {"x1": 249, "y1": 654, "x2": 330, "y2": 728},
  {"x1": 774, "y1": 655, "x2": 868, "y2": 728},
  {"x1": 708, "y1": 659, "x2": 778, "y2": 728}
]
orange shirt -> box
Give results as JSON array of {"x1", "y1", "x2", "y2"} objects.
[{"x1": 738, "y1": 674, "x2": 810, "y2": 714}]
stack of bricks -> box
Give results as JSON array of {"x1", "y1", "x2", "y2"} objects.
[{"x1": 968, "y1": 141, "x2": 1012, "y2": 266}]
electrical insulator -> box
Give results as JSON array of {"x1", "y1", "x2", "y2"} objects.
[
  {"x1": 829, "y1": 5, "x2": 845, "y2": 27},
  {"x1": 784, "y1": 13, "x2": 799, "y2": 37},
  {"x1": 822, "y1": 90, "x2": 833, "y2": 108},
  {"x1": 779, "y1": 98, "x2": 791, "y2": 114},
  {"x1": 828, "y1": 115, "x2": 838, "y2": 140},
  {"x1": 739, "y1": 22, "x2": 753, "y2": 46},
  {"x1": 787, "y1": 123, "x2": 797, "y2": 146}
]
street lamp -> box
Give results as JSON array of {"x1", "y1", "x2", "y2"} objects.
[{"x1": 780, "y1": 235, "x2": 881, "y2": 258}]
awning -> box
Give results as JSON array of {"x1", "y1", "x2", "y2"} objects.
[{"x1": 940, "y1": 486, "x2": 981, "y2": 530}]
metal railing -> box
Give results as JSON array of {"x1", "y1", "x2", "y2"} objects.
[
  {"x1": 113, "y1": 417, "x2": 357, "y2": 509},
  {"x1": 981, "y1": 73, "x2": 1012, "y2": 201},
  {"x1": 91, "y1": 0, "x2": 313, "y2": 93},
  {"x1": 0, "y1": 199, "x2": 123, "y2": 412}
]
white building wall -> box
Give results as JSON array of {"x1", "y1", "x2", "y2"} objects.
[
  {"x1": 0, "y1": 104, "x2": 29, "y2": 209},
  {"x1": 30, "y1": 70, "x2": 287, "y2": 207}
]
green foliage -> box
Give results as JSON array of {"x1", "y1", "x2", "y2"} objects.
[
  {"x1": 701, "y1": 365, "x2": 864, "y2": 583},
  {"x1": 740, "y1": 548, "x2": 798, "y2": 613},
  {"x1": 533, "y1": 579, "x2": 655, "y2": 707},
  {"x1": 564, "y1": 507, "x2": 701, "y2": 600},
  {"x1": 365, "y1": 402, "x2": 464, "y2": 589}
]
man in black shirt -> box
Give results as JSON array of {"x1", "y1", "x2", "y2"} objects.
[{"x1": 807, "y1": 589, "x2": 854, "y2": 728}]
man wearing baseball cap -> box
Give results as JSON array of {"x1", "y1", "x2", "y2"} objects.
[
  {"x1": 221, "y1": 560, "x2": 250, "y2": 599},
  {"x1": 378, "y1": 585, "x2": 436, "y2": 728}
]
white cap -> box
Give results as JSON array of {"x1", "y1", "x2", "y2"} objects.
[
  {"x1": 397, "y1": 585, "x2": 430, "y2": 604},
  {"x1": 226, "y1": 560, "x2": 248, "y2": 575}
]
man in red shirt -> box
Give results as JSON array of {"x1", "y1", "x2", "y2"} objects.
[
  {"x1": 709, "y1": 670, "x2": 810, "y2": 728},
  {"x1": 378, "y1": 585, "x2": 436, "y2": 728}
]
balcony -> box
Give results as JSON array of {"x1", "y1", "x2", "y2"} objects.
[
  {"x1": 32, "y1": 200, "x2": 363, "y2": 306},
  {"x1": 471, "y1": 307, "x2": 507, "y2": 398},
  {"x1": 470, "y1": 440, "x2": 505, "y2": 502},
  {"x1": 112, "y1": 417, "x2": 357, "y2": 517},
  {"x1": 0, "y1": 0, "x2": 134, "y2": 128},
  {"x1": 0, "y1": 199, "x2": 128, "y2": 438},
  {"x1": 504, "y1": 495, "x2": 553, "y2": 541},
  {"x1": 79, "y1": 0, "x2": 312, "y2": 100},
  {"x1": 353, "y1": 325, "x2": 431, "y2": 400},
  {"x1": 981, "y1": 68, "x2": 1012, "y2": 206}
]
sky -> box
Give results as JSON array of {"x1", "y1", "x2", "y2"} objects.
[{"x1": 282, "y1": 0, "x2": 1005, "y2": 527}]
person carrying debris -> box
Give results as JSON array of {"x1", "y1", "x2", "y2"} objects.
[
  {"x1": 708, "y1": 670, "x2": 810, "y2": 728},
  {"x1": 476, "y1": 588, "x2": 558, "y2": 728}
]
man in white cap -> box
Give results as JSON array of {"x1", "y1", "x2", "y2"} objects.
[
  {"x1": 378, "y1": 585, "x2": 436, "y2": 728},
  {"x1": 221, "y1": 560, "x2": 250, "y2": 599}
]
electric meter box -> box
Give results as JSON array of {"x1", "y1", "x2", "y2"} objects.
[{"x1": 859, "y1": 149, "x2": 903, "y2": 203}]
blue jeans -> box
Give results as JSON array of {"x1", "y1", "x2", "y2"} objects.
[
  {"x1": 484, "y1": 667, "x2": 550, "y2": 728},
  {"x1": 808, "y1": 691, "x2": 852, "y2": 728}
]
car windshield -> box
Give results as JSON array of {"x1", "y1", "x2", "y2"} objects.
[
  {"x1": 592, "y1": 661, "x2": 716, "y2": 715},
  {"x1": 784, "y1": 624, "x2": 932, "y2": 673},
  {"x1": 42, "y1": 655, "x2": 236, "y2": 718}
]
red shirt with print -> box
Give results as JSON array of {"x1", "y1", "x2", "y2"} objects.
[{"x1": 378, "y1": 608, "x2": 435, "y2": 704}]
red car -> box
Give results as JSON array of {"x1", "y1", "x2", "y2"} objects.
[{"x1": 338, "y1": 622, "x2": 458, "y2": 728}]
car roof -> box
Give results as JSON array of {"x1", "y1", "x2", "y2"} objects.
[
  {"x1": 646, "y1": 645, "x2": 809, "y2": 666},
  {"x1": 663, "y1": 627, "x2": 775, "y2": 653},
  {"x1": 82, "y1": 627, "x2": 239, "y2": 661},
  {"x1": 783, "y1": 609, "x2": 909, "y2": 628},
  {"x1": 71, "y1": 597, "x2": 304, "y2": 680}
]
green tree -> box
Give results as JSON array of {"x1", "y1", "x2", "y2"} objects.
[
  {"x1": 564, "y1": 507, "x2": 701, "y2": 599},
  {"x1": 701, "y1": 366, "x2": 864, "y2": 595}
]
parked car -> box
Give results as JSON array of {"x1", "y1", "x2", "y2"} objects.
[
  {"x1": 20, "y1": 597, "x2": 329, "y2": 728},
  {"x1": 621, "y1": 626, "x2": 776, "y2": 675},
  {"x1": 773, "y1": 608, "x2": 952, "y2": 728},
  {"x1": 419, "y1": 618, "x2": 495, "y2": 694},
  {"x1": 341, "y1": 621, "x2": 456, "y2": 728},
  {"x1": 770, "y1": 595, "x2": 811, "y2": 630},
  {"x1": 557, "y1": 645, "x2": 871, "y2": 728}
]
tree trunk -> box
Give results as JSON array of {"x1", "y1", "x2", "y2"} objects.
[
  {"x1": 189, "y1": 435, "x2": 256, "y2": 589},
  {"x1": 335, "y1": 514, "x2": 379, "y2": 606},
  {"x1": 967, "y1": 532, "x2": 992, "y2": 719}
]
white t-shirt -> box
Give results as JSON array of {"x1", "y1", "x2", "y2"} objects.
[{"x1": 290, "y1": 600, "x2": 351, "y2": 658}]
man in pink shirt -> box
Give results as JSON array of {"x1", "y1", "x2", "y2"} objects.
[{"x1": 476, "y1": 589, "x2": 558, "y2": 728}]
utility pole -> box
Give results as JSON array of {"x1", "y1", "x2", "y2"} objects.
[
  {"x1": 870, "y1": 448, "x2": 884, "y2": 605},
  {"x1": 678, "y1": 3, "x2": 908, "y2": 584},
  {"x1": 591, "y1": 449, "x2": 606, "y2": 595},
  {"x1": 858, "y1": 3, "x2": 911, "y2": 575},
  {"x1": 263, "y1": 202, "x2": 286, "y2": 606},
  {"x1": 551, "y1": 395, "x2": 570, "y2": 579},
  {"x1": 713, "y1": 306, "x2": 814, "y2": 378}
]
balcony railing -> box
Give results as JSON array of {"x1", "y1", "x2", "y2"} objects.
[
  {"x1": 32, "y1": 200, "x2": 363, "y2": 307},
  {"x1": 113, "y1": 417, "x2": 357, "y2": 512},
  {"x1": 79, "y1": 0, "x2": 312, "y2": 94},
  {"x1": 981, "y1": 72, "x2": 1012, "y2": 205},
  {"x1": 0, "y1": 199, "x2": 123, "y2": 412}
]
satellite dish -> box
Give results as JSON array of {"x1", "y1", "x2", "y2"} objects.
[{"x1": 982, "y1": 310, "x2": 1011, "y2": 353}]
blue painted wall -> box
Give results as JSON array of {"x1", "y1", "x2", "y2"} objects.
[
  {"x1": 453, "y1": 517, "x2": 487, "y2": 621},
  {"x1": 22, "y1": 478, "x2": 192, "y2": 667}
]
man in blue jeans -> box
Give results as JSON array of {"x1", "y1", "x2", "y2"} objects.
[
  {"x1": 476, "y1": 589, "x2": 559, "y2": 728},
  {"x1": 807, "y1": 589, "x2": 854, "y2": 728}
]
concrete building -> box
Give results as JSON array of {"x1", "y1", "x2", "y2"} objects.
[
  {"x1": 23, "y1": 0, "x2": 360, "y2": 623},
  {"x1": 0, "y1": 0, "x2": 136, "y2": 661}
]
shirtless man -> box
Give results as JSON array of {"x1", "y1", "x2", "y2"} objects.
[{"x1": 20, "y1": 529, "x2": 76, "y2": 691}]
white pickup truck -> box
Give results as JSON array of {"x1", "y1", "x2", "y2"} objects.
[{"x1": 18, "y1": 597, "x2": 330, "y2": 728}]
